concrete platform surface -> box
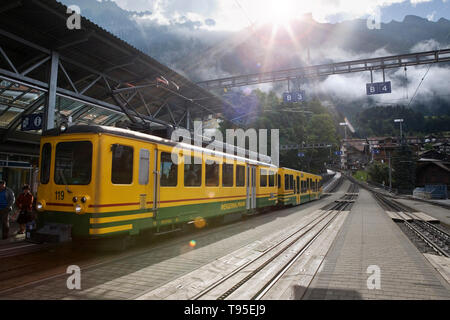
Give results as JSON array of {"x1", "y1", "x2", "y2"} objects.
[
  {"x1": 395, "y1": 198, "x2": 450, "y2": 227},
  {"x1": 0, "y1": 182, "x2": 351, "y2": 300},
  {"x1": 304, "y1": 189, "x2": 450, "y2": 300}
]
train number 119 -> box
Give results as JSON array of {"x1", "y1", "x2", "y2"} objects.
[{"x1": 55, "y1": 190, "x2": 65, "y2": 200}]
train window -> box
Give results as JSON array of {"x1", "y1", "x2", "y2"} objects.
[
  {"x1": 138, "y1": 149, "x2": 150, "y2": 185},
  {"x1": 184, "y1": 156, "x2": 202, "y2": 187},
  {"x1": 55, "y1": 141, "x2": 92, "y2": 185},
  {"x1": 160, "y1": 152, "x2": 178, "y2": 187},
  {"x1": 290, "y1": 175, "x2": 294, "y2": 190},
  {"x1": 284, "y1": 174, "x2": 289, "y2": 190},
  {"x1": 297, "y1": 176, "x2": 300, "y2": 194},
  {"x1": 206, "y1": 162, "x2": 219, "y2": 187},
  {"x1": 301, "y1": 181, "x2": 306, "y2": 193},
  {"x1": 40, "y1": 143, "x2": 51, "y2": 184},
  {"x1": 268, "y1": 171, "x2": 275, "y2": 187},
  {"x1": 277, "y1": 174, "x2": 281, "y2": 188},
  {"x1": 236, "y1": 165, "x2": 245, "y2": 187},
  {"x1": 260, "y1": 169, "x2": 267, "y2": 187},
  {"x1": 111, "y1": 144, "x2": 132, "y2": 185},
  {"x1": 222, "y1": 163, "x2": 234, "y2": 187}
]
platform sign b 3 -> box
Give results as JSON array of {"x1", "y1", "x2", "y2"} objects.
[{"x1": 283, "y1": 91, "x2": 306, "y2": 103}]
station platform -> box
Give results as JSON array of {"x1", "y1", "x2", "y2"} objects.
[
  {"x1": 0, "y1": 182, "x2": 351, "y2": 300},
  {"x1": 304, "y1": 188, "x2": 450, "y2": 300},
  {"x1": 395, "y1": 198, "x2": 450, "y2": 227},
  {"x1": 323, "y1": 172, "x2": 341, "y2": 193}
]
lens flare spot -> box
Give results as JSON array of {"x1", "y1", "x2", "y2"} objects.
[
  {"x1": 189, "y1": 240, "x2": 197, "y2": 248},
  {"x1": 194, "y1": 217, "x2": 206, "y2": 229},
  {"x1": 243, "y1": 87, "x2": 252, "y2": 96}
]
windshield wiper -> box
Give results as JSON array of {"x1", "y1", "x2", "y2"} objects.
[{"x1": 57, "y1": 169, "x2": 73, "y2": 194}]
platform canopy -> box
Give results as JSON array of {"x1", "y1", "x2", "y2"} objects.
[{"x1": 0, "y1": 0, "x2": 231, "y2": 152}]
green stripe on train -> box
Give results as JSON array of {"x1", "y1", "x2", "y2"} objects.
[{"x1": 39, "y1": 197, "x2": 276, "y2": 238}]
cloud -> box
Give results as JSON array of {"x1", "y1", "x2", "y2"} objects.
[
  {"x1": 109, "y1": 0, "x2": 437, "y2": 30},
  {"x1": 426, "y1": 11, "x2": 436, "y2": 21}
]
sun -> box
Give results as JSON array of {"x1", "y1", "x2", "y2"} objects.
[{"x1": 255, "y1": 0, "x2": 300, "y2": 27}]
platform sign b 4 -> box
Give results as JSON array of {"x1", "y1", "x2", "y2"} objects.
[{"x1": 366, "y1": 81, "x2": 391, "y2": 95}]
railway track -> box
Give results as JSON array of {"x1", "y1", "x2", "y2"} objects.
[
  {"x1": 190, "y1": 183, "x2": 358, "y2": 300},
  {"x1": 373, "y1": 193, "x2": 450, "y2": 258},
  {"x1": 0, "y1": 241, "x2": 57, "y2": 259}
]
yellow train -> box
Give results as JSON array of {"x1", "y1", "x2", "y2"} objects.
[{"x1": 35, "y1": 125, "x2": 321, "y2": 241}]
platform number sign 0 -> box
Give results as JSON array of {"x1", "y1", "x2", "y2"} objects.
[
  {"x1": 366, "y1": 82, "x2": 391, "y2": 95},
  {"x1": 283, "y1": 91, "x2": 306, "y2": 103},
  {"x1": 21, "y1": 113, "x2": 43, "y2": 131}
]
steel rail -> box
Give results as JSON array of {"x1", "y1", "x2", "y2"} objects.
[
  {"x1": 193, "y1": 184, "x2": 357, "y2": 300},
  {"x1": 373, "y1": 193, "x2": 449, "y2": 257}
]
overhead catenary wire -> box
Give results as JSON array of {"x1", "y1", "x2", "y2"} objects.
[{"x1": 407, "y1": 31, "x2": 450, "y2": 108}]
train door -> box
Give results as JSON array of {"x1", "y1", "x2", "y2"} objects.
[
  {"x1": 296, "y1": 176, "x2": 300, "y2": 205},
  {"x1": 246, "y1": 165, "x2": 256, "y2": 210},
  {"x1": 137, "y1": 146, "x2": 156, "y2": 217},
  {"x1": 308, "y1": 178, "x2": 311, "y2": 201},
  {"x1": 152, "y1": 148, "x2": 159, "y2": 216}
]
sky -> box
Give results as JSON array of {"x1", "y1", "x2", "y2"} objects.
[
  {"x1": 90, "y1": 0, "x2": 450, "y2": 106},
  {"x1": 105, "y1": 0, "x2": 450, "y2": 31}
]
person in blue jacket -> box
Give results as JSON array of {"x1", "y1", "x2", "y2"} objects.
[{"x1": 0, "y1": 180, "x2": 15, "y2": 240}]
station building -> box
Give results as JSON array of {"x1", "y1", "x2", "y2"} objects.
[{"x1": 0, "y1": 0, "x2": 229, "y2": 196}]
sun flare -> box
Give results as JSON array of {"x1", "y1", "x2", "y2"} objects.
[{"x1": 255, "y1": 0, "x2": 301, "y2": 27}]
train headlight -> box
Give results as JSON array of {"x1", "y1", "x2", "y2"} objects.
[
  {"x1": 60, "y1": 122, "x2": 68, "y2": 132},
  {"x1": 36, "y1": 201, "x2": 45, "y2": 212},
  {"x1": 74, "y1": 204, "x2": 82, "y2": 214}
]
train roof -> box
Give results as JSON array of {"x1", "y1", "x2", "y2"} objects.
[
  {"x1": 280, "y1": 167, "x2": 322, "y2": 178},
  {"x1": 42, "y1": 125, "x2": 278, "y2": 168}
]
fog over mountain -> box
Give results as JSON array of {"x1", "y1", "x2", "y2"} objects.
[{"x1": 61, "y1": 0, "x2": 450, "y2": 122}]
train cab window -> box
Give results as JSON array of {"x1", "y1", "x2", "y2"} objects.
[
  {"x1": 184, "y1": 156, "x2": 202, "y2": 187},
  {"x1": 236, "y1": 165, "x2": 245, "y2": 187},
  {"x1": 160, "y1": 152, "x2": 178, "y2": 187},
  {"x1": 55, "y1": 141, "x2": 93, "y2": 185},
  {"x1": 111, "y1": 144, "x2": 133, "y2": 185},
  {"x1": 260, "y1": 169, "x2": 267, "y2": 187},
  {"x1": 139, "y1": 149, "x2": 150, "y2": 185},
  {"x1": 222, "y1": 163, "x2": 234, "y2": 187},
  {"x1": 296, "y1": 177, "x2": 300, "y2": 194},
  {"x1": 40, "y1": 143, "x2": 51, "y2": 184},
  {"x1": 268, "y1": 171, "x2": 275, "y2": 187},
  {"x1": 277, "y1": 174, "x2": 281, "y2": 188},
  {"x1": 290, "y1": 175, "x2": 294, "y2": 190},
  {"x1": 206, "y1": 161, "x2": 219, "y2": 187}
]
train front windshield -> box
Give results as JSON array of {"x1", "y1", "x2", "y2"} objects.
[{"x1": 53, "y1": 141, "x2": 93, "y2": 186}]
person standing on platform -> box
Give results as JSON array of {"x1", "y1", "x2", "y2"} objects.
[
  {"x1": 16, "y1": 184, "x2": 33, "y2": 235},
  {"x1": 0, "y1": 180, "x2": 15, "y2": 240}
]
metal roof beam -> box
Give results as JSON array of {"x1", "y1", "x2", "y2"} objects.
[
  {"x1": 0, "y1": 1, "x2": 22, "y2": 14},
  {"x1": 197, "y1": 48, "x2": 450, "y2": 89}
]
